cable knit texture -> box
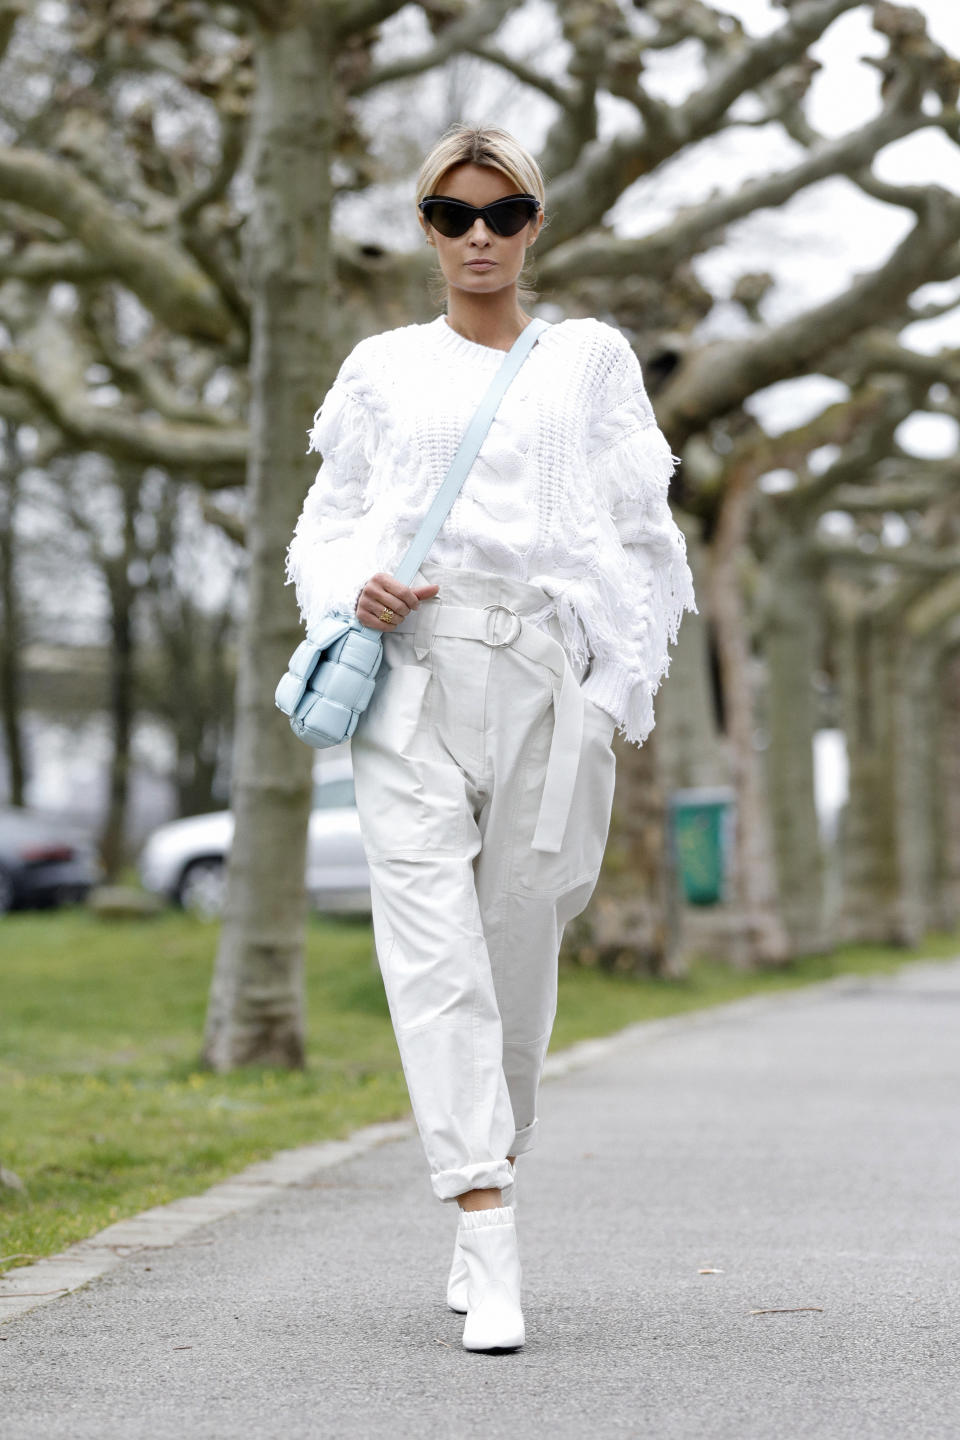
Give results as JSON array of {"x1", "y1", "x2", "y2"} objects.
[{"x1": 285, "y1": 313, "x2": 696, "y2": 744}]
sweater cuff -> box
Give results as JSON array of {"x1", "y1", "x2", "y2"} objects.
[{"x1": 581, "y1": 659, "x2": 655, "y2": 748}]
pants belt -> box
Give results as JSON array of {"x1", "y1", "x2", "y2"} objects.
[{"x1": 408, "y1": 601, "x2": 584, "y2": 855}]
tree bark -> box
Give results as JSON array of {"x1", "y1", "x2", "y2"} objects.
[
  {"x1": 202, "y1": 6, "x2": 335, "y2": 1071},
  {"x1": 565, "y1": 728, "x2": 680, "y2": 976},
  {"x1": 893, "y1": 637, "x2": 939, "y2": 945},
  {"x1": 654, "y1": 531, "x2": 725, "y2": 793},
  {"x1": 151, "y1": 601, "x2": 234, "y2": 818},
  {"x1": 171, "y1": 612, "x2": 233, "y2": 819},
  {"x1": 762, "y1": 532, "x2": 827, "y2": 954},
  {"x1": 934, "y1": 647, "x2": 960, "y2": 930},
  {"x1": 708, "y1": 481, "x2": 788, "y2": 967},
  {"x1": 835, "y1": 605, "x2": 916, "y2": 945},
  {"x1": 0, "y1": 452, "x2": 26, "y2": 806},
  {"x1": 99, "y1": 471, "x2": 141, "y2": 879}
]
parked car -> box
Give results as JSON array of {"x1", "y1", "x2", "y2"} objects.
[
  {"x1": 0, "y1": 807, "x2": 100, "y2": 914},
  {"x1": 138, "y1": 758, "x2": 370, "y2": 917}
]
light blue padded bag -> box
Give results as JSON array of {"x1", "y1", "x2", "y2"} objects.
[{"x1": 275, "y1": 318, "x2": 549, "y2": 749}]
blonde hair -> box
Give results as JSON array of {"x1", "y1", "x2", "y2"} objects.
[{"x1": 415, "y1": 124, "x2": 546, "y2": 305}]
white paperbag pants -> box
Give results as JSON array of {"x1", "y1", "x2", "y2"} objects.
[{"x1": 351, "y1": 564, "x2": 617, "y2": 1201}]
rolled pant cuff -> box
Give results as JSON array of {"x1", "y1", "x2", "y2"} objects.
[
  {"x1": 509, "y1": 1118, "x2": 538, "y2": 1156},
  {"x1": 431, "y1": 1159, "x2": 517, "y2": 1202}
]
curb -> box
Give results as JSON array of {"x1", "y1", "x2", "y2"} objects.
[
  {"x1": 2, "y1": 957, "x2": 954, "y2": 1326},
  {"x1": 0, "y1": 1119, "x2": 413, "y2": 1326}
]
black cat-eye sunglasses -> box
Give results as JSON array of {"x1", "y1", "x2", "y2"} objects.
[{"x1": 418, "y1": 194, "x2": 541, "y2": 238}]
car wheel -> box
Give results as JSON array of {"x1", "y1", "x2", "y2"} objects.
[
  {"x1": 176, "y1": 857, "x2": 226, "y2": 919},
  {"x1": 0, "y1": 865, "x2": 14, "y2": 915}
]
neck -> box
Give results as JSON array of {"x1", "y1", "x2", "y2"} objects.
[{"x1": 445, "y1": 287, "x2": 529, "y2": 350}]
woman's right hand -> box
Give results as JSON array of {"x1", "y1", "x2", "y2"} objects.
[{"x1": 356, "y1": 573, "x2": 440, "y2": 631}]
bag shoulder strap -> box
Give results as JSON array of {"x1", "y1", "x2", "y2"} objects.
[{"x1": 392, "y1": 317, "x2": 550, "y2": 588}]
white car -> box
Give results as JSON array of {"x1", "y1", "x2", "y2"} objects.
[{"x1": 138, "y1": 757, "x2": 370, "y2": 917}]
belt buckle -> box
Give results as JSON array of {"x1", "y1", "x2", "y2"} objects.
[{"x1": 482, "y1": 603, "x2": 522, "y2": 648}]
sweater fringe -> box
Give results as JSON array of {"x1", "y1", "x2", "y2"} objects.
[
  {"x1": 575, "y1": 420, "x2": 696, "y2": 744},
  {"x1": 286, "y1": 383, "x2": 386, "y2": 627}
]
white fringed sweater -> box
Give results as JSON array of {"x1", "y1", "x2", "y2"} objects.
[{"x1": 285, "y1": 313, "x2": 696, "y2": 744}]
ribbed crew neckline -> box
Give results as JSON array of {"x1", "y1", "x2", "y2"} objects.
[{"x1": 432, "y1": 313, "x2": 555, "y2": 361}]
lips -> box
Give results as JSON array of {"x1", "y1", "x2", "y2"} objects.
[{"x1": 466, "y1": 260, "x2": 495, "y2": 269}]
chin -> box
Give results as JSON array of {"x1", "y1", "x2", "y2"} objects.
[{"x1": 452, "y1": 270, "x2": 512, "y2": 293}]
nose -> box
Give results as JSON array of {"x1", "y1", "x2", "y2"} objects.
[{"x1": 466, "y1": 218, "x2": 492, "y2": 245}]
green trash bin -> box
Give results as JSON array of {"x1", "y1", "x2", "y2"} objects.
[{"x1": 669, "y1": 787, "x2": 734, "y2": 906}]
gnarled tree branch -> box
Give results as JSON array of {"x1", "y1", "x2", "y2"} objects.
[
  {"x1": 0, "y1": 350, "x2": 246, "y2": 483},
  {"x1": 0, "y1": 148, "x2": 237, "y2": 341},
  {"x1": 539, "y1": 98, "x2": 927, "y2": 287},
  {"x1": 657, "y1": 190, "x2": 960, "y2": 445}
]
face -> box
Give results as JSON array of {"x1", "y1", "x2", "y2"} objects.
[{"x1": 419, "y1": 161, "x2": 544, "y2": 297}]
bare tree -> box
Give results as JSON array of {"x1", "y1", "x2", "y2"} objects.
[{"x1": 1, "y1": 0, "x2": 958, "y2": 1053}]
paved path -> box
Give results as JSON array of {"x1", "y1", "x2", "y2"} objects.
[{"x1": 3, "y1": 960, "x2": 960, "y2": 1440}]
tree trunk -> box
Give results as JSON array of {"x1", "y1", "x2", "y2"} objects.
[
  {"x1": 893, "y1": 636, "x2": 938, "y2": 944},
  {"x1": 708, "y1": 484, "x2": 788, "y2": 966},
  {"x1": 655, "y1": 529, "x2": 726, "y2": 793},
  {"x1": 159, "y1": 601, "x2": 233, "y2": 817},
  {"x1": 0, "y1": 454, "x2": 26, "y2": 806},
  {"x1": 565, "y1": 727, "x2": 680, "y2": 976},
  {"x1": 173, "y1": 628, "x2": 232, "y2": 819},
  {"x1": 835, "y1": 605, "x2": 925, "y2": 946},
  {"x1": 202, "y1": 9, "x2": 334, "y2": 1071},
  {"x1": 99, "y1": 471, "x2": 140, "y2": 878},
  {"x1": 934, "y1": 645, "x2": 960, "y2": 930},
  {"x1": 762, "y1": 534, "x2": 827, "y2": 954},
  {"x1": 100, "y1": 581, "x2": 135, "y2": 877}
]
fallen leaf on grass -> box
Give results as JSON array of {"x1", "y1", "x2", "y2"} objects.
[{"x1": 750, "y1": 1306, "x2": 824, "y2": 1315}]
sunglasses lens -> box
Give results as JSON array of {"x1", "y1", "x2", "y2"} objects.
[
  {"x1": 422, "y1": 201, "x2": 471, "y2": 237},
  {"x1": 486, "y1": 200, "x2": 537, "y2": 236}
]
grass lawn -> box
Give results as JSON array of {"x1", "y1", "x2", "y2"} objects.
[{"x1": 1, "y1": 909, "x2": 957, "y2": 1276}]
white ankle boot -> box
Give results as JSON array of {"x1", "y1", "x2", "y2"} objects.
[
  {"x1": 447, "y1": 1171, "x2": 516, "y2": 1314},
  {"x1": 458, "y1": 1206, "x2": 525, "y2": 1353}
]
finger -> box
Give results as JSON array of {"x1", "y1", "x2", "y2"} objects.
[
  {"x1": 361, "y1": 577, "x2": 408, "y2": 611},
  {"x1": 356, "y1": 598, "x2": 397, "y2": 631},
  {"x1": 412, "y1": 585, "x2": 440, "y2": 600},
  {"x1": 377, "y1": 575, "x2": 423, "y2": 611},
  {"x1": 363, "y1": 576, "x2": 411, "y2": 617},
  {"x1": 358, "y1": 587, "x2": 405, "y2": 629},
  {"x1": 366, "y1": 585, "x2": 409, "y2": 621}
]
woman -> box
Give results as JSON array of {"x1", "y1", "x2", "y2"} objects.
[{"x1": 286, "y1": 124, "x2": 695, "y2": 1352}]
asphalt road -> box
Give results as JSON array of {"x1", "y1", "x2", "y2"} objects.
[{"x1": 3, "y1": 959, "x2": 960, "y2": 1440}]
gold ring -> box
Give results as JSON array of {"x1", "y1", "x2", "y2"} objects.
[{"x1": 378, "y1": 607, "x2": 396, "y2": 625}]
